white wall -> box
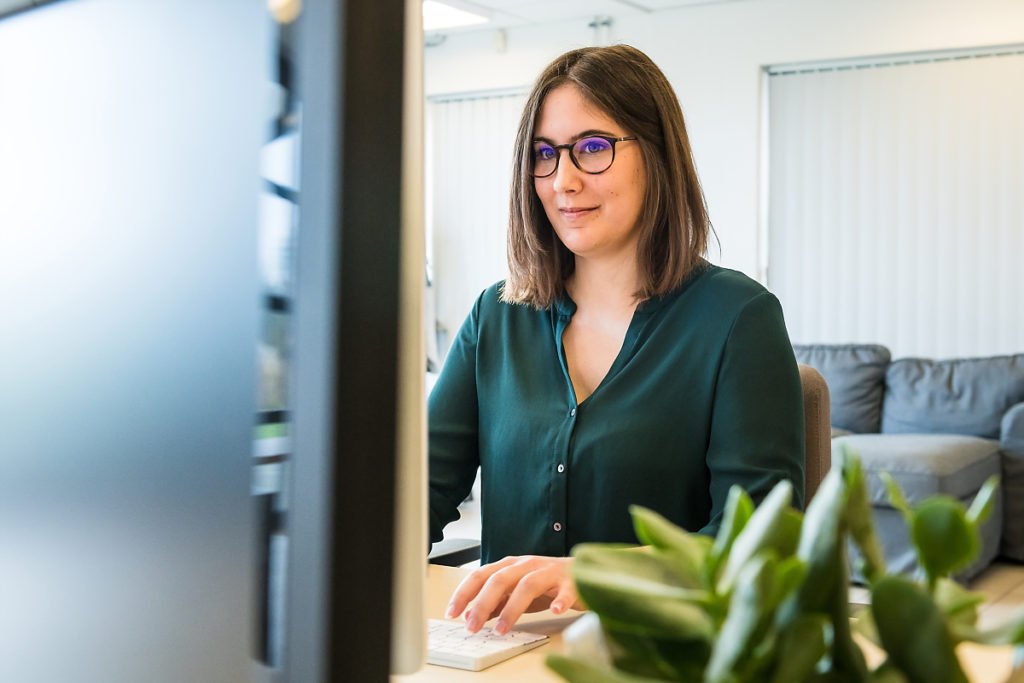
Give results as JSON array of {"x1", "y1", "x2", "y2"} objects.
[
  {"x1": 767, "y1": 54, "x2": 1024, "y2": 358},
  {"x1": 425, "y1": 0, "x2": 1024, "y2": 281}
]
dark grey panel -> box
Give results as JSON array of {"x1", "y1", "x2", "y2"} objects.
[{"x1": 285, "y1": 0, "x2": 410, "y2": 680}]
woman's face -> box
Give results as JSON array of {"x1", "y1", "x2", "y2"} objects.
[{"x1": 532, "y1": 84, "x2": 646, "y2": 264}]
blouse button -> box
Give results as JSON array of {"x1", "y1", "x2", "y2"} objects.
[
  {"x1": 553, "y1": 522, "x2": 563, "y2": 532},
  {"x1": 556, "y1": 463, "x2": 565, "y2": 473},
  {"x1": 569, "y1": 408, "x2": 576, "y2": 417}
]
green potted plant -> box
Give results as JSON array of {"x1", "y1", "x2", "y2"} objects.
[{"x1": 547, "y1": 449, "x2": 1024, "y2": 682}]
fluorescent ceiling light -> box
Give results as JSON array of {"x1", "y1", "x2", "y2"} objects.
[{"x1": 422, "y1": 0, "x2": 488, "y2": 31}]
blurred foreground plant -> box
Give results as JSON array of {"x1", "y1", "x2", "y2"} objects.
[{"x1": 548, "y1": 448, "x2": 1022, "y2": 683}]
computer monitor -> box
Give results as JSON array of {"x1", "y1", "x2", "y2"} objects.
[{"x1": 284, "y1": 0, "x2": 427, "y2": 680}]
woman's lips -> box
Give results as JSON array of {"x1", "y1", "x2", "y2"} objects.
[{"x1": 559, "y1": 206, "x2": 597, "y2": 219}]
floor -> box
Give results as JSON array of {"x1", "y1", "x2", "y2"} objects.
[
  {"x1": 442, "y1": 495, "x2": 1024, "y2": 626},
  {"x1": 972, "y1": 561, "x2": 1024, "y2": 629}
]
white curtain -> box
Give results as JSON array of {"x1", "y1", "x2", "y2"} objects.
[
  {"x1": 427, "y1": 91, "x2": 527, "y2": 359},
  {"x1": 767, "y1": 50, "x2": 1024, "y2": 358}
]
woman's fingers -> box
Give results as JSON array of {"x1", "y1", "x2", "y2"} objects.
[
  {"x1": 548, "y1": 579, "x2": 580, "y2": 615},
  {"x1": 445, "y1": 555, "x2": 577, "y2": 634},
  {"x1": 462, "y1": 560, "x2": 538, "y2": 632},
  {"x1": 444, "y1": 556, "x2": 516, "y2": 620},
  {"x1": 492, "y1": 570, "x2": 552, "y2": 634},
  {"x1": 495, "y1": 560, "x2": 577, "y2": 634}
]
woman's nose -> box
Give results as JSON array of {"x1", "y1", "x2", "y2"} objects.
[{"x1": 551, "y1": 149, "x2": 582, "y2": 193}]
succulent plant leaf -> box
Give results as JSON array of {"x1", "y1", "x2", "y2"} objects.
[
  {"x1": 573, "y1": 554, "x2": 713, "y2": 607},
  {"x1": 602, "y1": 628, "x2": 709, "y2": 680},
  {"x1": 871, "y1": 575, "x2": 968, "y2": 683},
  {"x1": 965, "y1": 475, "x2": 999, "y2": 527},
  {"x1": 785, "y1": 467, "x2": 844, "y2": 618},
  {"x1": 706, "y1": 551, "x2": 777, "y2": 683},
  {"x1": 718, "y1": 480, "x2": 793, "y2": 593},
  {"x1": 870, "y1": 663, "x2": 910, "y2": 683},
  {"x1": 932, "y1": 577, "x2": 985, "y2": 629},
  {"x1": 770, "y1": 556, "x2": 807, "y2": 612},
  {"x1": 880, "y1": 472, "x2": 912, "y2": 519},
  {"x1": 842, "y1": 454, "x2": 886, "y2": 581},
  {"x1": 573, "y1": 561, "x2": 715, "y2": 642},
  {"x1": 630, "y1": 506, "x2": 712, "y2": 585},
  {"x1": 707, "y1": 486, "x2": 754, "y2": 584},
  {"x1": 909, "y1": 498, "x2": 978, "y2": 584},
  {"x1": 574, "y1": 543, "x2": 704, "y2": 590},
  {"x1": 769, "y1": 614, "x2": 829, "y2": 683},
  {"x1": 546, "y1": 654, "x2": 670, "y2": 683}
]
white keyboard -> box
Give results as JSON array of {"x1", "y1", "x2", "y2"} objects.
[{"x1": 427, "y1": 618, "x2": 549, "y2": 671}]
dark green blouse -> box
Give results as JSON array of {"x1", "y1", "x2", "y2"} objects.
[{"x1": 428, "y1": 264, "x2": 805, "y2": 565}]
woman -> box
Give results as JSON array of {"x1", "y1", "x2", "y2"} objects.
[{"x1": 428, "y1": 45, "x2": 804, "y2": 636}]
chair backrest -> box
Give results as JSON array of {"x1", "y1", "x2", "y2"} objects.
[{"x1": 799, "y1": 363, "x2": 832, "y2": 502}]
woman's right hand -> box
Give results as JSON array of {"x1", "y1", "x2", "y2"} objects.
[{"x1": 444, "y1": 555, "x2": 583, "y2": 635}]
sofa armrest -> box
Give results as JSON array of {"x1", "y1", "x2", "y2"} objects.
[
  {"x1": 1001, "y1": 402, "x2": 1024, "y2": 457},
  {"x1": 999, "y1": 402, "x2": 1024, "y2": 561}
]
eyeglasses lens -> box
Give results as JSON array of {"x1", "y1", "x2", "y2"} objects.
[
  {"x1": 532, "y1": 142, "x2": 558, "y2": 177},
  {"x1": 531, "y1": 137, "x2": 616, "y2": 177},
  {"x1": 573, "y1": 137, "x2": 614, "y2": 172}
]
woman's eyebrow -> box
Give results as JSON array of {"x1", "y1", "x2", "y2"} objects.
[{"x1": 532, "y1": 129, "x2": 619, "y2": 144}]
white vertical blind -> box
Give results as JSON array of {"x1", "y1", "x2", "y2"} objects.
[
  {"x1": 768, "y1": 51, "x2": 1024, "y2": 358},
  {"x1": 427, "y1": 91, "x2": 527, "y2": 356}
]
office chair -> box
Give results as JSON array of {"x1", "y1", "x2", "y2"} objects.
[
  {"x1": 799, "y1": 362, "x2": 832, "y2": 501},
  {"x1": 428, "y1": 363, "x2": 833, "y2": 567}
]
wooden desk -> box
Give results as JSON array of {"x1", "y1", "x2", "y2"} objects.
[
  {"x1": 395, "y1": 565, "x2": 1017, "y2": 682},
  {"x1": 392, "y1": 565, "x2": 580, "y2": 682},
  {"x1": 859, "y1": 636, "x2": 1015, "y2": 682}
]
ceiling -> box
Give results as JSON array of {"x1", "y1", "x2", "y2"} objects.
[{"x1": 428, "y1": 0, "x2": 744, "y2": 35}]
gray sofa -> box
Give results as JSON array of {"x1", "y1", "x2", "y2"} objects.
[{"x1": 794, "y1": 344, "x2": 1024, "y2": 580}]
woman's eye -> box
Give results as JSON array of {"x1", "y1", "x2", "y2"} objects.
[
  {"x1": 578, "y1": 138, "x2": 611, "y2": 155},
  {"x1": 534, "y1": 145, "x2": 556, "y2": 160}
]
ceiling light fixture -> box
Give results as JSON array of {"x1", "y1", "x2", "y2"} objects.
[{"x1": 422, "y1": 0, "x2": 489, "y2": 32}]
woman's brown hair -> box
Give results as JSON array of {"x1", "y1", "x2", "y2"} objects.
[{"x1": 502, "y1": 45, "x2": 711, "y2": 308}]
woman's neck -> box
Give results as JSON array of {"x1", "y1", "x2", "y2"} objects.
[{"x1": 566, "y1": 250, "x2": 641, "y2": 312}]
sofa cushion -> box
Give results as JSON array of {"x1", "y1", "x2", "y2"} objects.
[
  {"x1": 833, "y1": 433, "x2": 1001, "y2": 506},
  {"x1": 794, "y1": 344, "x2": 891, "y2": 434},
  {"x1": 882, "y1": 355, "x2": 1024, "y2": 438}
]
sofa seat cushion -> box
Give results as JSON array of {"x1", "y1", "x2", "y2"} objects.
[
  {"x1": 836, "y1": 433, "x2": 1003, "y2": 582},
  {"x1": 833, "y1": 433, "x2": 1001, "y2": 506}
]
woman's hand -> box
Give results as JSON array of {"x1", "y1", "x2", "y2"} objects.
[{"x1": 444, "y1": 555, "x2": 583, "y2": 635}]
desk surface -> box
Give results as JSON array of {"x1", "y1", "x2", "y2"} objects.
[{"x1": 396, "y1": 565, "x2": 1017, "y2": 682}]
